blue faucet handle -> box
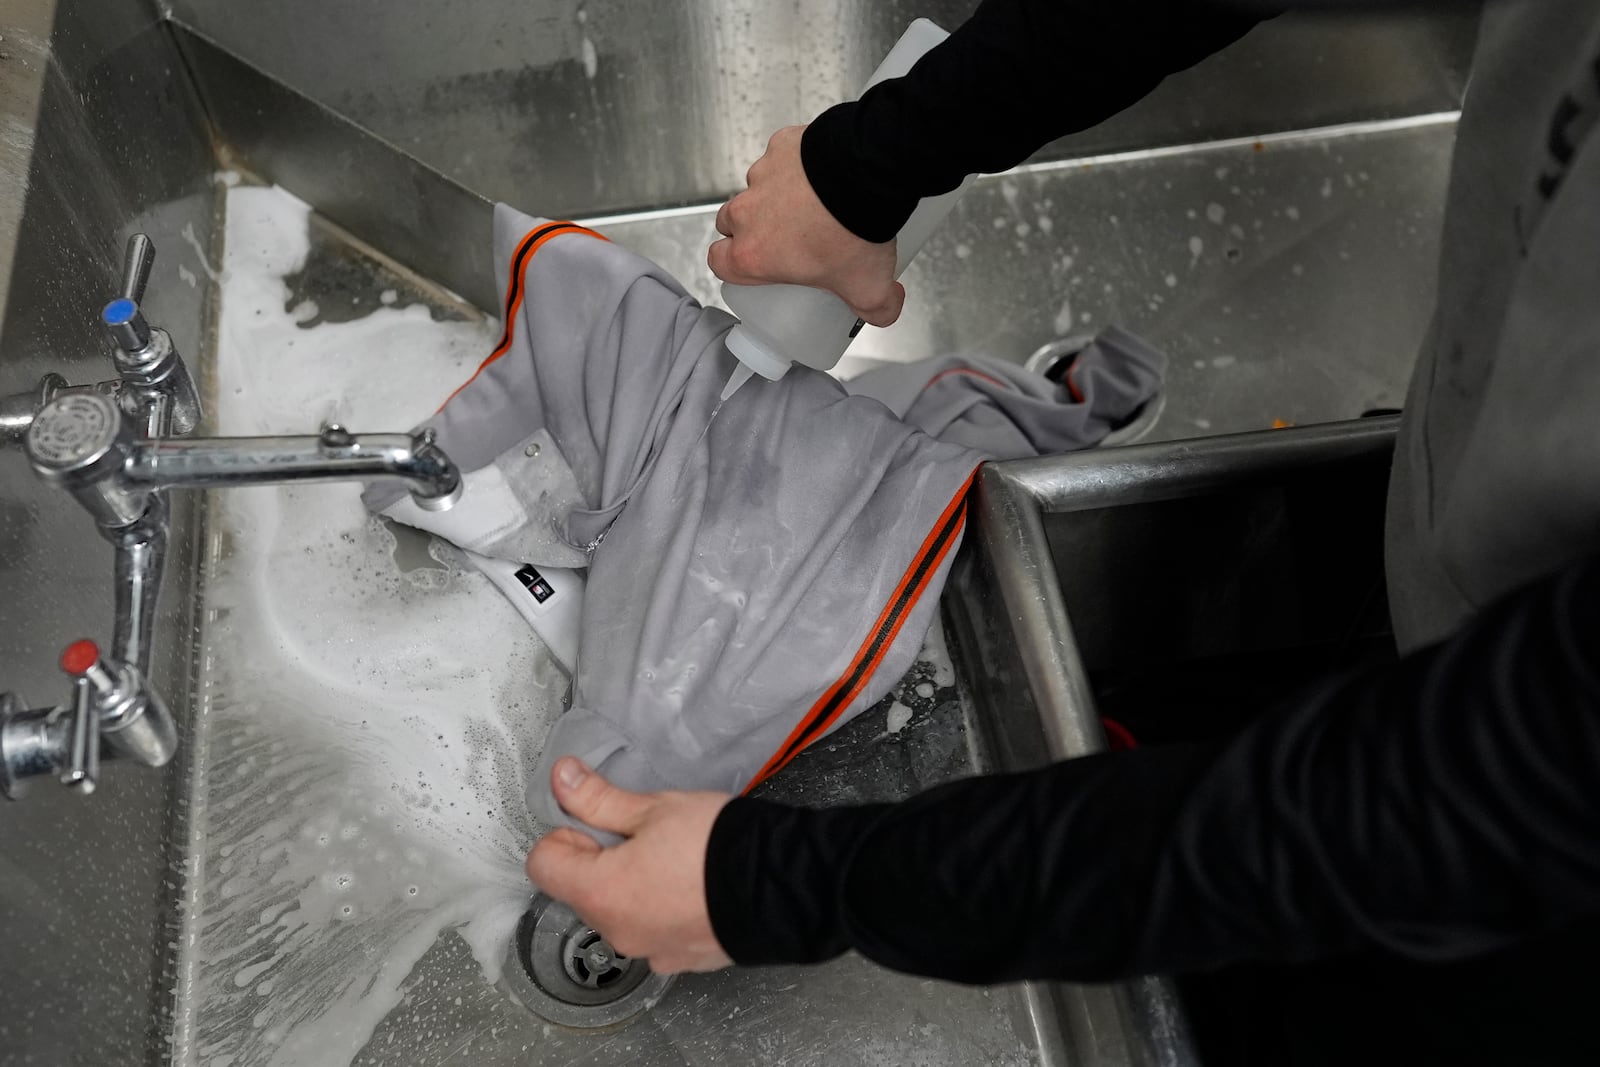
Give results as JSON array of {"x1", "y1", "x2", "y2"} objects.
[{"x1": 102, "y1": 296, "x2": 151, "y2": 352}]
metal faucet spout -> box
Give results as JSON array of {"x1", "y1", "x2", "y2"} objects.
[{"x1": 124, "y1": 425, "x2": 464, "y2": 510}]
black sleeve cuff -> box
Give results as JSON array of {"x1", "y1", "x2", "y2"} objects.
[
  {"x1": 802, "y1": 105, "x2": 922, "y2": 244},
  {"x1": 834, "y1": 749, "x2": 1222, "y2": 984},
  {"x1": 705, "y1": 795, "x2": 894, "y2": 965}
]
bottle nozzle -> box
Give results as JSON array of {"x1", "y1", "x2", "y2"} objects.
[{"x1": 719, "y1": 362, "x2": 756, "y2": 402}]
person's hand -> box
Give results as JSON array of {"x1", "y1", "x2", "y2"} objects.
[
  {"x1": 709, "y1": 125, "x2": 906, "y2": 327},
  {"x1": 525, "y1": 757, "x2": 735, "y2": 975}
]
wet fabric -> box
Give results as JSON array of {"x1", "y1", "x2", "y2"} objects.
[
  {"x1": 368, "y1": 208, "x2": 978, "y2": 838},
  {"x1": 368, "y1": 206, "x2": 1163, "y2": 839},
  {"x1": 844, "y1": 328, "x2": 1164, "y2": 459}
]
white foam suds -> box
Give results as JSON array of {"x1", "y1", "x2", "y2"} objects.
[
  {"x1": 917, "y1": 617, "x2": 956, "y2": 689},
  {"x1": 999, "y1": 180, "x2": 1020, "y2": 214},
  {"x1": 182, "y1": 219, "x2": 222, "y2": 282},
  {"x1": 188, "y1": 185, "x2": 566, "y2": 1066},
  {"x1": 1205, "y1": 202, "x2": 1226, "y2": 225},
  {"x1": 1052, "y1": 294, "x2": 1073, "y2": 335},
  {"x1": 885, "y1": 702, "x2": 914, "y2": 733}
]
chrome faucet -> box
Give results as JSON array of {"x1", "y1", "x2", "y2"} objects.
[{"x1": 0, "y1": 234, "x2": 462, "y2": 799}]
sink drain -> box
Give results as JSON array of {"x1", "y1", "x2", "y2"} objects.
[
  {"x1": 501, "y1": 893, "x2": 673, "y2": 1029},
  {"x1": 1024, "y1": 335, "x2": 1164, "y2": 446}
]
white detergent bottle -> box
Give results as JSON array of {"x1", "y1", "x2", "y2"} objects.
[{"x1": 718, "y1": 17, "x2": 976, "y2": 399}]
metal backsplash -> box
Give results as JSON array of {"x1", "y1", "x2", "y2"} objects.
[
  {"x1": 0, "y1": 0, "x2": 217, "y2": 1062},
  {"x1": 162, "y1": 0, "x2": 1475, "y2": 218}
]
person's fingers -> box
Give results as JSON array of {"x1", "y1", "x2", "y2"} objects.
[
  {"x1": 707, "y1": 235, "x2": 768, "y2": 281},
  {"x1": 846, "y1": 280, "x2": 907, "y2": 328},
  {"x1": 549, "y1": 826, "x2": 604, "y2": 856},
  {"x1": 550, "y1": 758, "x2": 654, "y2": 837},
  {"x1": 707, "y1": 238, "x2": 741, "y2": 283},
  {"x1": 714, "y1": 199, "x2": 735, "y2": 238},
  {"x1": 525, "y1": 826, "x2": 603, "y2": 899}
]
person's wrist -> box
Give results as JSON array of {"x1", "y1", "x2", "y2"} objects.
[
  {"x1": 703, "y1": 796, "x2": 783, "y2": 964},
  {"x1": 704, "y1": 795, "x2": 899, "y2": 966},
  {"x1": 801, "y1": 105, "x2": 919, "y2": 244}
]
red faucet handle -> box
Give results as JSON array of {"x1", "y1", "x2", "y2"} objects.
[{"x1": 60, "y1": 640, "x2": 102, "y2": 677}]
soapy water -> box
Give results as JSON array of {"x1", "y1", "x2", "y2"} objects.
[
  {"x1": 185, "y1": 183, "x2": 967, "y2": 1064},
  {"x1": 182, "y1": 185, "x2": 568, "y2": 1066}
]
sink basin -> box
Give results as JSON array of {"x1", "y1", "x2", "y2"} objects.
[
  {"x1": 945, "y1": 416, "x2": 1398, "y2": 1064},
  {"x1": 165, "y1": 180, "x2": 1050, "y2": 1067}
]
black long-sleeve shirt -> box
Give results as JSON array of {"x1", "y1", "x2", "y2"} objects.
[
  {"x1": 706, "y1": 549, "x2": 1600, "y2": 982},
  {"x1": 801, "y1": 0, "x2": 1267, "y2": 241}
]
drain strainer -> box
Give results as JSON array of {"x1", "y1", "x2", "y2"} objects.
[
  {"x1": 1024, "y1": 335, "x2": 1165, "y2": 446},
  {"x1": 501, "y1": 893, "x2": 673, "y2": 1029}
]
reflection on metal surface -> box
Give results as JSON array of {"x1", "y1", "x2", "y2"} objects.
[
  {"x1": 0, "y1": 1, "x2": 54, "y2": 304},
  {"x1": 165, "y1": 0, "x2": 1473, "y2": 218},
  {"x1": 173, "y1": 25, "x2": 500, "y2": 314}
]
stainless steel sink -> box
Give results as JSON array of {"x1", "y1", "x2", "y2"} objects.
[
  {"x1": 2, "y1": 0, "x2": 1453, "y2": 1062},
  {"x1": 946, "y1": 416, "x2": 1398, "y2": 1064}
]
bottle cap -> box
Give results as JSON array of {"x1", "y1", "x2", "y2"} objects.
[{"x1": 725, "y1": 324, "x2": 793, "y2": 383}]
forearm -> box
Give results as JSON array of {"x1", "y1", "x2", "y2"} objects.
[
  {"x1": 803, "y1": 0, "x2": 1269, "y2": 240},
  {"x1": 707, "y1": 552, "x2": 1600, "y2": 982}
]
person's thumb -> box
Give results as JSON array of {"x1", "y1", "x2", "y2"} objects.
[
  {"x1": 550, "y1": 757, "x2": 654, "y2": 837},
  {"x1": 526, "y1": 826, "x2": 603, "y2": 898}
]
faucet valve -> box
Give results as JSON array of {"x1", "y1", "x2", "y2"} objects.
[
  {"x1": 100, "y1": 233, "x2": 202, "y2": 437},
  {"x1": 103, "y1": 297, "x2": 153, "y2": 353},
  {"x1": 26, "y1": 391, "x2": 151, "y2": 530},
  {"x1": 104, "y1": 231, "x2": 156, "y2": 352},
  {"x1": 56, "y1": 638, "x2": 176, "y2": 772},
  {"x1": 59, "y1": 641, "x2": 104, "y2": 794}
]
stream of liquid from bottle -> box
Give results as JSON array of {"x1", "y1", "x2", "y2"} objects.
[{"x1": 691, "y1": 363, "x2": 756, "y2": 451}]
